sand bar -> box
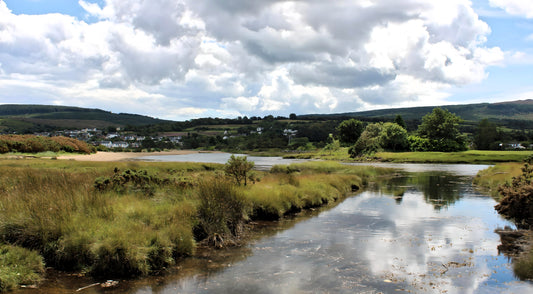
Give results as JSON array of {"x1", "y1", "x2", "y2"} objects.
[{"x1": 57, "y1": 150, "x2": 220, "y2": 162}]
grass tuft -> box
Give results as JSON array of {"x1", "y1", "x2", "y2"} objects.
[{"x1": 0, "y1": 245, "x2": 44, "y2": 292}]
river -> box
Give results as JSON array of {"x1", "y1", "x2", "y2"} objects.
[{"x1": 17, "y1": 155, "x2": 533, "y2": 293}]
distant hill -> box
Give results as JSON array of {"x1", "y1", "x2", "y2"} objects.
[
  {"x1": 0, "y1": 104, "x2": 171, "y2": 133},
  {"x1": 299, "y1": 99, "x2": 533, "y2": 131},
  {"x1": 2, "y1": 100, "x2": 533, "y2": 134}
]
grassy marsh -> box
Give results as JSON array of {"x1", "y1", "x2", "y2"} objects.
[
  {"x1": 0, "y1": 159, "x2": 386, "y2": 291},
  {"x1": 285, "y1": 148, "x2": 533, "y2": 164}
]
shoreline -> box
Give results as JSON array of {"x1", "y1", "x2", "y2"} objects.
[{"x1": 57, "y1": 150, "x2": 222, "y2": 162}]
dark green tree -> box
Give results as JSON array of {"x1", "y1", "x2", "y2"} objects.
[
  {"x1": 349, "y1": 123, "x2": 383, "y2": 157},
  {"x1": 474, "y1": 119, "x2": 499, "y2": 150},
  {"x1": 394, "y1": 115, "x2": 407, "y2": 129},
  {"x1": 380, "y1": 122, "x2": 409, "y2": 151},
  {"x1": 336, "y1": 119, "x2": 364, "y2": 145},
  {"x1": 417, "y1": 108, "x2": 467, "y2": 152}
]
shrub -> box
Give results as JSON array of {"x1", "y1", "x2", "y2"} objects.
[
  {"x1": 495, "y1": 156, "x2": 533, "y2": 229},
  {"x1": 94, "y1": 168, "x2": 170, "y2": 196},
  {"x1": 408, "y1": 135, "x2": 432, "y2": 152},
  {"x1": 0, "y1": 135, "x2": 93, "y2": 154},
  {"x1": 224, "y1": 155, "x2": 256, "y2": 186}
]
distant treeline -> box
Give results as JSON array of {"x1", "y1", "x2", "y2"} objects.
[{"x1": 0, "y1": 135, "x2": 94, "y2": 154}]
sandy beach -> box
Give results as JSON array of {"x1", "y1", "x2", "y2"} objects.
[{"x1": 57, "y1": 150, "x2": 220, "y2": 162}]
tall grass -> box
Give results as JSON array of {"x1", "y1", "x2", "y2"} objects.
[
  {"x1": 245, "y1": 161, "x2": 388, "y2": 219},
  {"x1": 0, "y1": 159, "x2": 388, "y2": 289},
  {"x1": 196, "y1": 178, "x2": 251, "y2": 246},
  {"x1": 0, "y1": 245, "x2": 44, "y2": 292},
  {"x1": 0, "y1": 160, "x2": 209, "y2": 281},
  {"x1": 473, "y1": 163, "x2": 522, "y2": 197}
]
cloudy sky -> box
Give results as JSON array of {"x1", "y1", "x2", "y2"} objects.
[{"x1": 0, "y1": 0, "x2": 532, "y2": 120}]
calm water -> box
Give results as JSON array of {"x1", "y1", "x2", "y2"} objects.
[
  {"x1": 137, "y1": 153, "x2": 309, "y2": 170},
  {"x1": 18, "y1": 156, "x2": 533, "y2": 294}
]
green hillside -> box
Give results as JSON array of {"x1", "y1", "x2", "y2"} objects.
[
  {"x1": 2, "y1": 100, "x2": 533, "y2": 135},
  {"x1": 0, "y1": 104, "x2": 171, "y2": 133},
  {"x1": 300, "y1": 99, "x2": 533, "y2": 131}
]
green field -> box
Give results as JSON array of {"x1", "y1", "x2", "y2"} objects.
[
  {"x1": 375, "y1": 150, "x2": 533, "y2": 163},
  {"x1": 285, "y1": 149, "x2": 533, "y2": 164}
]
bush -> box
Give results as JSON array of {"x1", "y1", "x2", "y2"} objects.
[
  {"x1": 408, "y1": 135, "x2": 432, "y2": 152},
  {"x1": 224, "y1": 155, "x2": 256, "y2": 186},
  {"x1": 94, "y1": 168, "x2": 170, "y2": 196},
  {"x1": 495, "y1": 156, "x2": 533, "y2": 229},
  {"x1": 0, "y1": 135, "x2": 93, "y2": 154}
]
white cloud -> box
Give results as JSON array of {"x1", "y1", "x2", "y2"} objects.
[
  {"x1": 0, "y1": 0, "x2": 507, "y2": 119},
  {"x1": 489, "y1": 0, "x2": 533, "y2": 18}
]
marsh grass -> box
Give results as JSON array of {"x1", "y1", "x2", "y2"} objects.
[
  {"x1": 375, "y1": 150, "x2": 533, "y2": 163},
  {"x1": 0, "y1": 160, "x2": 214, "y2": 280},
  {"x1": 285, "y1": 149, "x2": 533, "y2": 164},
  {"x1": 0, "y1": 159, "x2": 386, "y2": 288},
  {"x1": 473, "y1": 163, "x2": 522, "y2": 197},
  {"x1": 196, "y1": 178, "x2": 251, "y2": 247},
  {"x1": 245, "y1": 161, "x2": 387, "y2": 219},
  {"x1": 0, "y1": 245, "x2": 44, "y2": 292}
]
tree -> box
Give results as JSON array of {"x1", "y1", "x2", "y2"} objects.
[
  {"x1": 348, "y1": 122, "x2": 409, "y2": 157},
  {"x1": 474, "y1": 119, "x2": 499, "y2": 150},
  {"x1": 380, "y1": 122, "x2": 409, "y2": 151},
  {"x1": 336, "y1": 119, "x2": 364, "y2": 145},
  {"x1": 394, "y1": 115, "x2": 406, "y2": 129},
  {"x1": 289, "y1": 113, "x2": 297, "y2": 120},
  {"x1": 416, "y1": 108, "x2": 467, "y2": 152},
  {"x1": 349, "y1": 123, "x2": 383, "y2": 157},
  {"x1": 224, "y1": 155, "x2": 255, "y2": 186}
]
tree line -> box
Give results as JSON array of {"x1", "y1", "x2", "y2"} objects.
[{"x1": 338, "y1": 107, "x2": 495, "y2": 157}]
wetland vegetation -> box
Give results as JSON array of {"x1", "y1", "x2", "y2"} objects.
[{"x1": 0, "y1": 158, "x2": 389, "y2": 291}]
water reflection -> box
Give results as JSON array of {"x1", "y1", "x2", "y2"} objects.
[
  {"x1": 129, "y1": 168, "x2": 532, "y2": 294},
  {"x1": 370, "y1": 173, "x2": 469, "y2": 210}
]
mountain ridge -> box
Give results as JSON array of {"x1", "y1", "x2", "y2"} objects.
[{"x1": 1, "y1": 99, "x2": 533, "y2": 134}]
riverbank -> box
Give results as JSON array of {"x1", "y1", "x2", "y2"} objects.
[
  {"x1": 285, "y1": 148, "x2": 533, "y2": 163},
  {"x1": 0, "y1": 159, "x2": 390, "y2": 292},
  {"x1": 475, "y1": 161, "x2": 533, "y2": 280}
]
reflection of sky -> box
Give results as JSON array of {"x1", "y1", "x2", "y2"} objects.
[
  {"x1": 139, "y1": 172, "x2": 533, "y2": 294},
  {"x1": 347, "y1": 162, "x2": 492, "y2": 176},
  {"x1": 137, "y1": 153, "x2": 308, "y2": 170}
]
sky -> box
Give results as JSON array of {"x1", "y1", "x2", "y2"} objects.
[{"x1": 0, "y1": 0, "x2": 532, "y2": 121}]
